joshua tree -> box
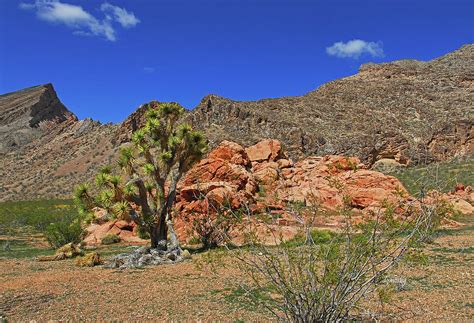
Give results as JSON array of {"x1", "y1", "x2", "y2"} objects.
[{"x1": 75, "y1": 101, "x2": 207, "y2": 250}]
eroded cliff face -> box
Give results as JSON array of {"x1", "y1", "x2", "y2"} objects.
[
  {"x1": 0, "y1": 84, "x2": 77, "y2": 152},
  {"x1": 0, "y1": 45, "x2": 472, "y2": 201},
  {"x1": 0, "y1": 84, "x2": 118, "y2": 201}
]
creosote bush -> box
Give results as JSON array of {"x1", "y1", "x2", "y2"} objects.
[
  {"x1": 226, "y1": 194, "x2": 447, "y2": 321},
  {"x1": 44, "y1": 212, "x2": 85, "y2": 248}
]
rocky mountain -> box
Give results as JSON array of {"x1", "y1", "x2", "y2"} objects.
[
  {"x1": 0, "y1": 45, "x2": 472, "y2": 202},
  {"x1": 184, "y1": 44, "x2": 473, "y2": 164},
  {"x1": 0, "y1": 84, "x2": 77, "y2": 152},
  {"x1": 0, "y1": 84, "x2": 118, "y2": 201}
]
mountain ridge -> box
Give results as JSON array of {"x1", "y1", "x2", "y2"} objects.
[{"x1": 0, "y1": 44, "x2": 472, "y2": 201}]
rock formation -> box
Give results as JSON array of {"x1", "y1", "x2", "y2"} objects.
[
  {"x1": 172, "y1": 139, "x2": 412, "y2": 242},
  {"x1": 174, "y1": 140, "x2": 473, "y2": 243},
  {"x1": 0, "y1": 84, "x2": 77, "y2": 152},
  {"x1": 84, "y1": 139, "x2": 473, "y2": 245},
  {"x1": 117, "y1": 45, "x2": 473, "y2": 165},
  {"x1": 0, "y1": 85, "x2": 118, "y2": 201},
  {"x1": 185, "y1": 45, "x2": 473, "y2": 164}
]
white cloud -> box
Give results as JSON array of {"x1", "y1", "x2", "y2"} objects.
[
  {"x1": 101, "y1": 3, "x2": 140, "y2": 28},
  {"x1": 19, "y1": 1, "x2": 140, "y2": 41},
  {"x1": 326, "y1": 39, "x2": 384, "y2": 59}
]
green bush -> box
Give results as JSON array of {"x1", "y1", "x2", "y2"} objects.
[
  {"x1": 44, "y1": 215, "x2": 85, "y2": 248},
  {"x1": 101, "y1": 233, "x2": 121, "y2": 245},
  {"x1": 283, "y1": 229, "x2": 338, "y2": 247},
  {"x1": 136, "y1": 225, "x2": 150, "y2": 240},
  {"x1": 0, "y1": 199, "x2": 76, "y2": 235},
  {"x1": 0, "y1": 199, "x2": 86, "y2": 248}
]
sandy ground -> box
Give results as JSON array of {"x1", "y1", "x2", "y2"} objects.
[{"x1": 1, "y1": 222, "x2": 473, "y2": 321}]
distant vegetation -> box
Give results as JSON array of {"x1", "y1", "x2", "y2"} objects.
[
  {"x1": 0, "y1": 199, "x2": 75, "y2": 235},
  {"x1": 387, "y1": 158, "x2": 474, "y2": 195},
  {"x1": 0, "y1": 199, "x2": 84, "y2": 248}
]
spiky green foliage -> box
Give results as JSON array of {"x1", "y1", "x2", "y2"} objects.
[{"x1": 75, "y1": 101, "x2": 207, "y2": 247}]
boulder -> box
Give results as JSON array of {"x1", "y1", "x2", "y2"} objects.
[
  {"x1": 84, "y1": 220, "x2": 146, "y2": 246},
  {"x1": 115, "y1": 220, "x2": 134, "y2": 230},
  {"x1": 245, "y1": 139, "x2": 285, "y2": 162},
  {"x1": 208, "y1": 140, "x2": 250, "y2": 166},
  {"x1": 452, "y1": 199, "x2": 474, "y2": 215},
  {"x1": 37, "y1": 243, "x2": 84, "y2": 262},
  {"x1": 254, "y1": 167, "x2": 279, "y2": 186}
]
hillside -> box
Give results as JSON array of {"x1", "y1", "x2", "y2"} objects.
[
  {"x1": 0, "y1": 45, "x2": 473, "y2": 201},
  {"x1": 185, "y1": 44, "x2": 473, "y2": 163},
  {"x1": 0, "y1": 85, "x2": 118, "y2": 201}
]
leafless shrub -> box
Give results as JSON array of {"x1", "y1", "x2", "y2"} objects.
[
  {"x1": 231, "y1": 196, "x2": 441, "y2": 321},
  {"x1": 188, "y1": 188, "x2": 245, "y2": 249}
]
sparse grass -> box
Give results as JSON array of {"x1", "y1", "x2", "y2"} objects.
[
  {"x1": 282, "y1": 228, "x2": 339, "y2": 247},
  {"x1": 0, "y1": 240, "x2": 55, "y2": 259},
  {"x1": 0, "y1": 199, "x2": 76, "y2": 236},
  {"x1": 207, "y1": 286, "x2": 270, "y2": 314},
  {"x1": 431, "y1": 246, "x2": 474, "y2": 254},
  {"x1": 386, "y1": 158, "x2": 474, "y2": 195}
]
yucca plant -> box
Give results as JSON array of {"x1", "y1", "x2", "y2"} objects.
[{"x1": 75, "y1": 101, "x2": 207, "y2": 250}]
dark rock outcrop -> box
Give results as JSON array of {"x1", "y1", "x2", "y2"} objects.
[{"x1": 0, "y1": 84, "x2": 117, "y2": 201}]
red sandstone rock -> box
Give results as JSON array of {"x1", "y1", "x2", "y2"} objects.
[
  {"x1": 208, "y1": 140, "x2": 250, "y2": 166},
  {"x1": 83, "y1": 139, "x2": 474, "y2": 246},
  {"x1": 245, "y1": 139, "x2": 284, "y2": 162},
  {"x1": 115, "y1": 220, "x2": 134, "y2": 230},
  {"x1": 172, "y1": 139, "x2": 416, "y2": 243},
  {"x1": 455, "y1": 183, "x2": 465, "y2": 192}
]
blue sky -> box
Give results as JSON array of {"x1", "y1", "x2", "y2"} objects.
[{"x1": 0, "y1": 0, "x2": 473, "y2": 123}]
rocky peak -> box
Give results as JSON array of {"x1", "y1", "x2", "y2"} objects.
[
  {"x1": 0, "y1": 83, "x2": 76, "y2": 127},
  {"x1": 0, "y1": 83, "x2": 77, "y2": 151}
]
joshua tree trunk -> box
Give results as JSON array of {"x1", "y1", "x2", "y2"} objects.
[
  {"x1": 150, "y1": 169, "x2": 182, "y2": 250},
  {"x1": 150, "y1": 214, "x2": 168, "y2": 249}
]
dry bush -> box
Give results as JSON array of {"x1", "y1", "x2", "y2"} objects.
[
  {"x1": 188, "y1": 192, "x2": 244, "y2": 249},
  {"x1": 189, "y1": 166, "x2": 452, "y2": 320},
  {"x1": 230, "y1": 196, "x2": 445, "y2": 321}
]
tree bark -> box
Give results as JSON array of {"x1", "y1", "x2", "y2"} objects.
[
  {"x1": 167, "y1": 217, "x2": 181, "y2": 252},
  {"x1": 150, "y1": 215, "x2": 168, "y2": 249}
]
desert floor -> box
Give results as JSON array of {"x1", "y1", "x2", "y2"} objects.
[{"x1": 1, "y1": 217, "x2": 473, "y2": 321}]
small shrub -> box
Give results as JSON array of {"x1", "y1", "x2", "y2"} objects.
[
  {"x1": 234, "y1": 198, "x2": 437, "y2": 321},
  {"x1": 101, "y1": 233, "x2": 121, "y2": 245},
  {"x1": 191, "y1": 203, "x2": 242, "y2": 249},
  {"x1": 44, "y1": 213, "x2": 85, "y2": 248},
  {"x1": 192, "y1": 214, "x2": 231, "y2": 249},
  {"x1": 136, "y1": 226, "x2": 150, "y2": 240}
]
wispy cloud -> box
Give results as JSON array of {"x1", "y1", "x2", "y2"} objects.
[
  {"x1": 101, "y1": 3, "x2": 140, "y2": 28},
  {"x1": 19, "y1": 0, "x2": 140, "y2": 41},
  {"x1": 143, "y1": 67, "x2": 155, "y2": 74},
  {"x1": 326, "y1": 39, "x2": 384, "y2": 59}
]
